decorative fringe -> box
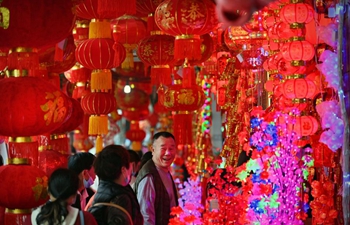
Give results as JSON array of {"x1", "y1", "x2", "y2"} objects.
[
  {"x1": 174, "y1": 36, "x2": 201, "y2": 61},
  {"x1": 95, "y1": 135, "x2": 103, "y2": 154},
  {"x1": 173, "y1": 112, "x2": 193, "y2": 146},
  {"x1": 121, "y1": 49, "x2": 134, "y2": 71},
  {"x1": 7, "y1": 49, "x2": 39, "y2": 72},
  {"x1": 91, "y1": 69, "x2": 112, "y2": 91},
  {"x1": 113, "y1": 42, "x2": 126, "y2": 67},
  {"x1": 151, "y1": 66, "x2": 171, "y2": 86},
  {"x1": 130, "y1": 141, "x2": 142, "y2": 151},
  {"x1": 97, "y1": 0, "x2": 136, "y2": 18},
  {"x1": 88, "y1": 115, "x2": 108, "y2": 135},
  {"x1": 182, "y1": 66, "x2": 195, "y2": 88},
  {"x1": 89, "y1": 20, "x2": 112, "y2": 39}
]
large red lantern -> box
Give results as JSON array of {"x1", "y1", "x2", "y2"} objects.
[
  {"x1": 137, "y1": 34, "x2": 175, "y2": 85},
  {"x1": 282, "y1": 77, "x2": 317, "y2": 100},
  {"x1": 293, "y1": 115, "x2": 319, "y2": 137},
  {"x1": 0, "y1": 77, "x2": 69, "y2": 137},
  {"x1": 0, "y1": 0, "x2": 76, "y2": 48},
  {"x1": 155, "y1": 0, "x2": 218, "y2": 60},
  {"x1": 280, "y1": 2, "x2": 314, "y2": 25},
  {"x1": 0, "y1": 163, "x2": 48, "y2": 224}
]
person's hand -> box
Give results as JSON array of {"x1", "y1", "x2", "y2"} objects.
[{"x1": 85, "y1": 194, "x2": 95, "y2": 211}]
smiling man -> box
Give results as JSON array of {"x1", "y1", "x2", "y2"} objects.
[{"x1": 134, "y1": 131, "x2": 178, "y2": 225}]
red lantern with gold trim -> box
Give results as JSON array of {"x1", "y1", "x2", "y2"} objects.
[
  {"x1": 280, "y1": 2, "x2": 314, "y2": 25},
  {"x1": 281, "y1": 38, "x2": 315, "y2": 63},
  {"x1": 125, "y1": 121, "x2": 146, "y2": 151},
  {"x1": 282, "y1": 77, "x2": 317, "y2": 100},
  {"x1": 0, "y1": 77, "x2": 69, "y2": 137},
  {"x1": 81, "y1": 92, "x2": 117, "y2": 115},
  {"x1": 155, "y1": 0, "x2": 218, "y2": 61},
  {"x1": 293, "y1": 115, "x2": 319, "y2": 137},
  {"x1": 137, "y1": 34, "x2": 175, "y2": 85}
]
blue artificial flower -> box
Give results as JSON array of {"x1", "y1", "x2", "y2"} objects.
[
  {"x1": 252, "y1": 173, "x2": 261, "y2": 183},
  {"x1": 251, "y1": 117, "x2": 261, "y2": 129},
  {"x1": 303, "y1": 203, "x2": 310, "y2": 212},
  {"x1": 265, "y1": 124, "x2": 277, "y2": 135},
  {"x1": 250, "y1": 199, "x2": 264, "y2": 214}
]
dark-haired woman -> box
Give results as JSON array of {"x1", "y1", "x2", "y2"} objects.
[
  {"x1": 31, "y1": 168, "x2": 97, "y2": 225},
  {"x1": 88, "y1": 145, "x2": 143, "y2": 225}
]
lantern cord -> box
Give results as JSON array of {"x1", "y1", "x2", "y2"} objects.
[
  {"x1": 337, "y1": 2, "x2": 350, "y2": 224},
  {"x1": 95, "y1": 135, "x2": 103, "y2": 154}
]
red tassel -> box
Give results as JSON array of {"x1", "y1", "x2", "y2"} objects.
[
  {"x1": 182, "y1": 66, "x2": 195, "y2": 88},
  {"x1": 151, "y1": 66, "x2": 171, "y2": 86},
  {"x1": 97, "y1": 0, "x2": 136, "y2": 18},
  {"x1": 113, "y1": 42, "x2": 126, "y2": 67},
  {"x1": 174, "y1": 35, "x2": 201, "y2": 61},
  {"x1": 173, "y1": 112, "x2": 193, "y2": 146}
]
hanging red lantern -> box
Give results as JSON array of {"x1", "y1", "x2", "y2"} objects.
[
  {"x1": 155, "y1": 0, "x2": 218, "y2": 61},
  {"x1": 115, "y1": 88, "x2": 150, "y2": 110},
  {"x1": 0, "y1": 77, "x2": 69, "y2": 137},
  {"x1": 275, "y1": 22, "x2": 306, "y2": 40},
  {"x1": 281, "y1": 38, "x2": 315, "y2": 63},
  {"x1": 137, "y1": 34, "x2": 175, "y2": 85},
  {"x1": 125, "y1": 121, "x2": 146, "y2": 151},
  {"x1": 293, "y1": 115, "x2": 319, "y2": 137},
  {"x1": 0, "y1": 163, "x2": 48, "y2": 210},
  {"x1": 75, "y1": 38, "x2": 117, "y2": 70},
  {"x1": 282, "y1": 77, "x2": 317, "y2": 100},
  {"x1": 81, "y1": 92, "x2": 117, "y2": 115},
  {"x1": 0, "y1": 0, "x2": 76, "y2": 48},
  {"x1": 64, "y1": 63, "x2": 91, "y2": 83},
  {"x1": 280, "y1": 2, "x2": 314, "y2": 25}
]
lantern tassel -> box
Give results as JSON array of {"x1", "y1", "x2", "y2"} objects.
[
  {"x1": 151, "y1": 66, "x2": 172, "y2": 86},
  {"x1": 121, "y1": 49, "x2": 134, "y2": 71},
  {"x1": 173, "y1": 112, "x2": 193, "y2": 146},
  {"x1": 113, "y1": 42, "x2": 125, "y2": 67},
  {"x1": 95, "y1": 135, "x2": 103, "y2": 154},
  {"x1": 130, "y1": 141, "x2": 142, "y2": 151},
  {"x1": 182, "y1": 65, "x2": 195, "y2": 88},
  {"x1": 89, "y1": 115, "x2": 108, "y2": 135},
  {"x1": 91, "y1": 69, "x2": 112, "y2": 91},
  {"x1": 89, "y1": 20, "x2": 111, "y2": 39},
  {"x1": 174, "y1": 35, "x2": 201, "y2": 61}
]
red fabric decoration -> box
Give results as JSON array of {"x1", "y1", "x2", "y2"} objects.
[
  {"x1": 115, "y1": 88, "x2": 150, "y2": 110},
  {"x1": 137, "y1": 34, "x2": 175, "y2": 85},
  {"x1": 0, "y1": 164, "x2": 48, "y2": 209},
  {"x1": 0, "y1": 77, "x2": 69, "y2": 137},
  {"x1": 122, "y1": 106, "x2": 150, "y2": 121},
  {"x1": 64, "y1": 63, "x2": 91, "y2": 83},
  {"x1": 0, "y1": 0, "x2": 75, "y2": 48},
  {"x1": 38, "y1": 149, "x2": 66, "y2": 177},
  {"x1": 155, "y1": 0, "x2": 218, "y2": 60},
  {"x1": 0, "y1": 48, "x2": 8, "y2": 71},
  {"x1": 75, "y1": 38, "x2": 116, "y2": 69}
]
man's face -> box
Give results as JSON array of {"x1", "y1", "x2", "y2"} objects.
[{"x1": 151, "y1": 136, "x2": 176, "y2": 171}]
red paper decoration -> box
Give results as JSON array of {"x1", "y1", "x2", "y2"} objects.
[
  {"x1": 137, "y1": 34, "x2": 175, "y2": 85},
  {"x1": 0, "y1": 77, "x2": 69, "y2": 137},
  {"x1": 155, "y1": 0, "x2": 217, "y2": 60}
]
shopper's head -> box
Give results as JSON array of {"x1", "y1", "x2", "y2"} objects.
[
  {"x1": 151, "y1": 131, "x2": 176, "y2": 171},
  {"x1": 68, "y1": 152, "x2": 96, "y2": 191}
]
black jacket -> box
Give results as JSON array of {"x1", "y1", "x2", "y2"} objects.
[{"x1": 88, "y1": 180, "x2": 143, "y2": 225}]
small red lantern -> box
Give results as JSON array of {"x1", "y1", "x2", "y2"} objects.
[
  {"x1": 293, "y1": 115, "x2": 319, "y2": 137},
  {"x1": 281, "y1": 38, "x2": 315, "y2": 63},
  {"x1": 125, "y1": 121, "x2": 146, "y2": 151},
  {"x1": 75, "y1": 38, "x2": 116, "y2": 70},
  {"x1": 137, "y1": 34, "x2": 175, "y2": 85},
  {"x1": 81, "y1": 92, "x2": 117, "y2": 115},
  {"x1": 115, "y1": 88, "x2": 150, "y2": 110},
  {"x1": 280, "y1": 2, "x2": 314, "y2": 25},
  {"x1": 155, "y1": 0, "x2": 218, "y2": 60},
  {"x1": 0, "y1": 77, "x2": 69, "y2": 137},
  {"x1": 282, "y1": 78, "x2": 317, "y2": 99}
]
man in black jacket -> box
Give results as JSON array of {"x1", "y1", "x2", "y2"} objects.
[
  {"x1": 68, "y1": 152, "x2": 96, "y2": 211},
  {"x1": 134, "y1": 131, "x2": 178, "y2": 225}
]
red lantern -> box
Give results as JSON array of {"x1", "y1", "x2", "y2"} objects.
[
  {"x1": 155, "y1": 0, "x2": 218, "y2": 60},
  {"x1": 280, "y1": 3, "x2": 314, "y2": 25},
  {"x1": 38, "y1": 35, "x2": 76, "y2": 74},
  {"x1": 64, "y1": 63, "x2": 91, "y2": 83},
  {"x1": 275, "y1": 22, "x2": 305, "y2": 40},
  {"x1": 282, "y1": 78, "x2": 317, "y2": 99},
  {"x1": 0, "y1": 0, "x2": 76, "y2": 48},
  {"x1": 281, "y1": 39, "x2": 315, "y2": 62},
  {"x1": 0, "y1": 164, "x2": 48, "y2": 209},
  {"x1": 125, "y1": 121, "x2": 146, "y2": 151},
  {"x1": 123, "y1": 106, "x2": 150, "y2": 121},
  {"x1": 137, "y1": 34, "x2": 175, "y2": 85},
  {"x1": 81, "y1": 92, "x2": 117, "y2": 115},
  {"x1": 72, "y1": 20, "x2": 90, "y2": 46},
  {"x1": 75, "y1": 38, "x2": 117, "y2": 70},
  {"x1": 0, "y1": 77, "x2": 69, "y2": 137},
  {"x1": 293, "y1": 115, "x2": 319, "y2": 137},
  {"x1": 115, "y1": 88, "x2": 150, "y2": 110}
]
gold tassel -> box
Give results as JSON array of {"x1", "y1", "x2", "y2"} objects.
[
  {"x1": 91, "y1": 69, "x2": 112, "y2": 91},
  {"x1": 95, "y1": 135, "x2": 103, "y2": 154},
  {"x1": 121, "y1": 46, "x2": 134, "y2": 71},
  {"x1": 89, "y1": 115, "x2": 109, "y2": 135},
  {"x1": 130, "y1": 141, "x2": 142, "y2": 151},
  {"x1": 89, "y1": 20, "x2": 112, "y2": 39}
]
